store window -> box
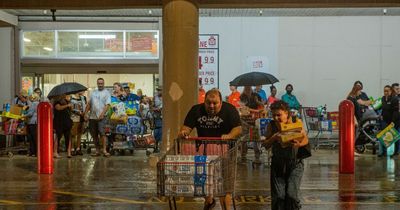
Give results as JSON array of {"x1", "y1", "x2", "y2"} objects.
[
  {"x1": 126, "y1": 31, "x2": 159, "y2": 58},
  {"x1": 58, "y1": 31, "x2": 124, "y2": 57},
  {"x1": 22, "y1": 31, "x2": 55, "y2": 57},
  {"x1": 21, "y1": 30, "x2": 159, "y2": 59}
]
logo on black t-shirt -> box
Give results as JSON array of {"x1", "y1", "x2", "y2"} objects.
[{"x1": 197, "y1": 116, "x2": 224, "y2": 129}]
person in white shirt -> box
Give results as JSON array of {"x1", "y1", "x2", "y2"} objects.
[{"x1": 84, "y1": 78, "x2": 111, "y2": 157}]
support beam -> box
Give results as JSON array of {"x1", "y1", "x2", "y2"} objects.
[
  {"x1": 1, "y1": 0, "x2": 400, "y2": 9},
  {"x1": 161, "y1": 0, "x2": 198, "y2": 152},
  {"x1": 0, "y1": 10, "x2": 17, "y2": 26}
]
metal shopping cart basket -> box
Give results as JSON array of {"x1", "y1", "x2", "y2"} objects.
[
  {"x1": 157, "y1": 137, "x2": 238, "y2": 210},
  {"x1": 301, "y1": 107, "x2": 339, "y2": 149},
  {"x1": 240, "y1": 110, "x2": 272, "y2": 167}
]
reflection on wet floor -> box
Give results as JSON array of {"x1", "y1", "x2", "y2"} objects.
[{"x1": 0, "y1": 149, "x2": 399, "y2": 209}]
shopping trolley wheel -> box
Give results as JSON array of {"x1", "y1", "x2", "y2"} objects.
[
  {"x1": 355, "y1": 145, "x2": 366, "y2": 153},
  {"x1": 8, "y1": 152, "x2": 13, "y2": 158}
]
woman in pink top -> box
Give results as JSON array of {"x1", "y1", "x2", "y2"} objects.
[{"x1": 267, "y1": 85, "x2": 279, "y2": 105}]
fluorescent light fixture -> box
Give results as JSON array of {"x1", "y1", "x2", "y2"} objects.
[
  {"x1": 154, "y1": 34, "x2": 159, "y2": 39},
  {"x1": 23, "y1": 38, "x2": 31, "y2": 42},
  {"x1": 43, "y1": 47, "x2": 53, "y2": 51},
  {"x1": 78, "y1": 34, "x2": 116, "y2": 39}
]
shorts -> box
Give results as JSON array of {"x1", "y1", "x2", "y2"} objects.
[
  {"x1": 71, "y1": 122, "x2": 83, "y2": 136},
  {"x1": 89, "y1": 119, "x2": 107, "y2": 137}
]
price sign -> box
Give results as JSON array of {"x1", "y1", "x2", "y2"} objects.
[{"x1": 199, "y1": 34, "x2": 219, "y2": 91}]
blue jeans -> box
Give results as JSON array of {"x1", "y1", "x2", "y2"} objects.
[{"x1": 271, "y1": 158, "x2": 304, "y2": 210}]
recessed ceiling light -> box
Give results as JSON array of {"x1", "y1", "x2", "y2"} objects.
[{"x1": 43, "y1": 47, "x2": 53, "y2": 51}]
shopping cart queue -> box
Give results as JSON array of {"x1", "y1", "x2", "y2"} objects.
[{"x1": 19, "y1": 77, "x2": 163, "y2": 159}]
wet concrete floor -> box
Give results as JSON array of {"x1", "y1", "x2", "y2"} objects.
[{"x1": 0, "y1": 148, "x2": 400, "y2": 209}]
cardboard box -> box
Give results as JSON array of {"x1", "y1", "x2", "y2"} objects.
[
  {"x1": 279, "y1": 121, "x2": 303, "y2": 132},
  {"x1": 10, "y1": 105, "x2": 23, "y2": 116},
  {"x1": 280, "y1": 131, "x2": 304, "y2": 143}
]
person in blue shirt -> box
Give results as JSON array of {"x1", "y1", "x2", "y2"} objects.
[
  {"x1": 281, "y1": 84, "x2": 301, "y2": 111},
  {"x1": 123, "y1": 84, "x2": 141, "y2": 102},
  {"x1": 254, "y1": 85, "x2": 267, "y2": 104}
]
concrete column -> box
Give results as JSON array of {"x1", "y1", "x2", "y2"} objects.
[
  {"x1": 0, "y1": 27, "x2": 15, "y2": 104},
  {"x1": 162, "y1": 0, "x2": 198, "y2": 152}
]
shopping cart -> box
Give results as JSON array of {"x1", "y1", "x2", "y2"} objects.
[
  {"x1": 301, "y1": 107, "x2": 339, "y2": 149},
  {"x1": 157, "y1": 137, "x2": 238, "y2": 210},
  {"x1": 240, "y1": 110, "x2": 272, "y2": 167}
]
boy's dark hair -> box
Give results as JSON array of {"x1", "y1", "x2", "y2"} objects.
[{"x1": 270, "y1": 100, "x2": 290, "y2": 112}]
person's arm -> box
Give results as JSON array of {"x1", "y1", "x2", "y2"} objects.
[
  {"x1": 291, "y1": 128, "x2": 309, "y2": 148},
  {"x1": 84, "y1": 100, "x2": 91, "y2": 120},
  {"x1": 263, "y1": 123, "x2": 280, "y2": 150},
  {"x1": 357, "y1": 98, "x2": 371, "y2": 106},
  {"x1": 221, "y1": 126, "x2": 242, "y2": 140},
  {"x1": 99, "y1": 104, "x2": 110, "y2": 120},
  {"x1": 55, "y1": 103, "x2": 72, "y2": 111},
  {"x1": 23, "y1": 104, "x2": 35, "y2": 118}
]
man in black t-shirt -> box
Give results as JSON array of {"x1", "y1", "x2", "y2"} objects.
[
  {"x1": 178, "y1": 89, "x2": 242, "y2": 210},
  {"x1": 180, "y1": 89, "x2": 242, "y2": 139}
]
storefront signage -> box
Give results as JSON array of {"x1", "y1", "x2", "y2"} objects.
[{"x1": 199, "y1": 34, "x2": 219, "y2": 91}]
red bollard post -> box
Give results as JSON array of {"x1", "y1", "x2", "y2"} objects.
[
  {"x1": 339, "y1": 100, "x2": 355, "y2": 174},
  {"x1": 37, "y1": 102, "x2": 54, "y2": 174}
]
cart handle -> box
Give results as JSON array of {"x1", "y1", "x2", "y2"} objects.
[{"x1": 184, "y1": 137, "x2": 236, "y2": 141}]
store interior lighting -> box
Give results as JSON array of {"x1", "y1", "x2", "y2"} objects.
[
  {"x1": 43, "y1": 47, "x2": 53, "y2": 51},
  {"x1": 78, "y1": 34, "x2": 116, "y2": 39}
]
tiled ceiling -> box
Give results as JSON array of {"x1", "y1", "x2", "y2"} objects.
[{"x1": 3, "y1": 8, "x2": 400, "y2": 20}]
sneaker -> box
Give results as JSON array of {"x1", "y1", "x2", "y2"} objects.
[
  {"x1": 203, "y1": 199, "x2": 216, "y2": 210},
  {"x1": 354, "y1": 151, "x2": 362, "y2": 157}
]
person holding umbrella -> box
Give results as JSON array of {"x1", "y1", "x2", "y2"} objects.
[{"x1": 53, "y1": 94, "x2": 73, "y2": 158}]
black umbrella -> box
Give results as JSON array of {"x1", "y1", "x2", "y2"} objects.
[
  {"x1": 47, "y1": 82, "x2": 87, "y2": 99},
  {"x1": 230, "y1": 72, "x2": 279, "y2": 86}
]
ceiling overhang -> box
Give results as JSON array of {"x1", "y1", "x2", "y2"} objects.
[{"x1": 1, "y1": 0, "x2": 400, "y2": 9}]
